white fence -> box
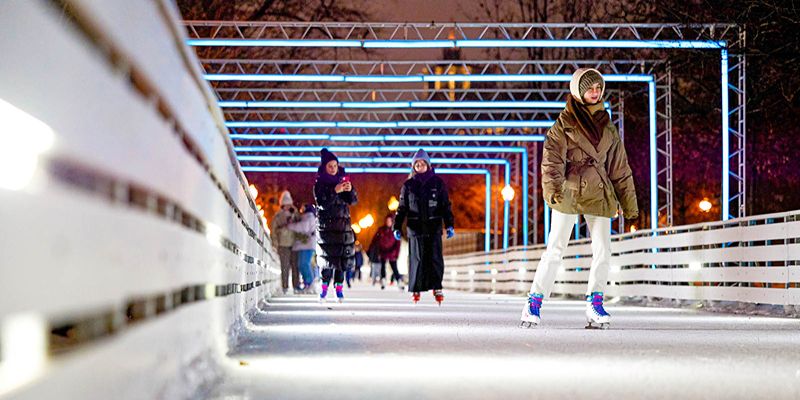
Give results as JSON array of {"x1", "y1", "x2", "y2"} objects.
[
  {"x1": 445, "y1": 211, "x2": 800, "y2": 306},
  {"x1": 0, "y1": 0, "x2": 279, "y2": 398}
]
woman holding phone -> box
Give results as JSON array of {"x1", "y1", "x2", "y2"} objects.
[{"x1": 314, "y1": 148, "x2": 358, "y2": 303}]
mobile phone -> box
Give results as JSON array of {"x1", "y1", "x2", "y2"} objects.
[{"x1": 341, "y1": 175, "x2": 350, "y2": 183}]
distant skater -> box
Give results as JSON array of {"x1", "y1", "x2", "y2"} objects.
[
  {"x1": 393, "y1": 149, "x2": 455, "y2": 305},
  {"x1": 520, "y1": 68, "x2": 638, "y2": 329},
  {"x1": 314, "y1": 148, "x2": 358, "y2": 303}
]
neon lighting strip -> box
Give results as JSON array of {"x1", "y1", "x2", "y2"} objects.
[
  {"x1": 236, "y1": 146, "x2": 524, "y2": 247},
  {"x1": 226, "y1": 121, "x2": 556, "y2": 129},
  {"x1": 238, "y1": 156, "x2": 511, "y2": 249},
  {"x1": 721, "y1": 49, "x2": 730, "y2": 221},
  {"x1": 219, "y1": 100, "x2": 610, "y2": 109},
  {"x1": 648, "y1": 81, "x2": 658, "y2": 232},
  {"x1": 229, "y1": 134, "x2": 546, "y2": 142},
  {"x1": 205, "y1": 73, "x2": 652, "y2": 83},
  {"x1": 188, "y1": 39, "x2": 725, "y2": 50},
  {"x1": 241, "y1": 166, "x2": 493, "y2": 252}
]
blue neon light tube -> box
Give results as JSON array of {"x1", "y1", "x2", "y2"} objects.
[
  {"x1": 241, "y1": 165, "x2": 494, "y2": 252},
  {"x1": 188, "y1": 39, "x2": 726, "y2": 50},
  {"x1": 205, "y1": 73, "x2": 652, "y2": 83}
]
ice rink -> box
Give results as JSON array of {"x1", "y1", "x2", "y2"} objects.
[{"x1": 209, "y1": 284, "x2": 800, "y2": 399}]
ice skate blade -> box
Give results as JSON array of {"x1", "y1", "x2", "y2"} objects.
[
  {"x1": 519, "y1": 321, "x2": 538, "y2": 329},
  {"x1": 585, "y1": 322, "x2": 610, "y2": 330}
]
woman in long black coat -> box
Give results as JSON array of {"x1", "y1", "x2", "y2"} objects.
[
  {"x1": 314, "y1": 148, "x2": 357, "y2": 303},
  {"x1": 393, "y1": 149, "x2": 455, "y2": 305}
]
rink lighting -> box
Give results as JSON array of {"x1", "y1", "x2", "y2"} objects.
[
  {"x1": 207, "y1": 74, "x2": 344, "y2": 82},
  {"x1": 235, "y1": 145, "x2": 527, "y2": 248},
  {"x1": 648, "y1": 81, "x2": 658, "y2": 232},
  {"x1": 235, "y1": 145, "x2": 527, "y2": 153},
  {"x1": 358, "y1": 214, "x2": 375, "y2": 229},
  {"x1": 0, "y1": 98, "x2": 55, "y2": 191},
  {"x1": 388, "y1": 196, "x2": 399, "y2": 211},
  {"x1": 187, "y1": 39, "x2": 362, "y2": 47},
  {"x1": 229, "y1": 134, "x2": 545, "y2": 142},
  {"x1": 190, "y1": 39, "x2": 725, "y2": 50},
  {"x1": 205, "y1": 223, "x2": 223, "y2": 247},
  {"x1": 237, "y1": 155, "x2": 507, "y2": 166},
  {"x1": 248, "y1": 184, "x2": 259, "y2": 198},
  {"x1": 501, "y1": 185, "x2": 515, "y2": 201},
  {"x1": 226, "y1": 120, "x2": 555, "y2": 129},
  {"x1": 0, "y1": 313, "x2": 46, "y2": 395},
  {"x1": 363, "y1": 40, "x2": 455, "y2": 48},
  {"x1": 207, "y1": 72, "x2": 650, "y2": 83},
  {"x1": 219, "y1": 100, "x2": 609, "y2": 109},
  {"x1": 457, "y1": 39, "x2": 725, "y2": 49},
  {"x1": 201, "y1": 38, "x2": 730, "y2": 222},
  {"x1": 351, "y1": 223, "x2": 362, "y2": 234},
  {"x1": 721, "y1": 49, "x2": 730, "y2": 220}
]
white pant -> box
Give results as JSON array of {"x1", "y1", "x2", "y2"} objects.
[{"x1": 530, "y1": 209, "x2": 611, "y2": 298}]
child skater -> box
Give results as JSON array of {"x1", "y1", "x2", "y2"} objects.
[
  {"x1": 314, "y1": 148, "x2": 357, "y2": 303},
  {"x1": 393, "y1": 149, "x2": 455, "y2": 305},
  {"x1": 520, "y1": 68, "x2": 638, "y2": 329}
]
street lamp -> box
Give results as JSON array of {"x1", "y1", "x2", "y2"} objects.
[
  {"x1": 358, "y1": 214, "x2": 375, "y2": 229},
  {"x1": 699, "y1": 198, "x2": 712, "y2": 213},
  {"x1": 501, "y1": 185, "x2": 515, "y2": 202},
  {"x1": 388, "y1": 196, "x2": 399, "y2": 211}
]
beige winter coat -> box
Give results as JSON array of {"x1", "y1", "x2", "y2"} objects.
[{"x1": 542, "y1": 69, "x2": 639, "y2": 219}]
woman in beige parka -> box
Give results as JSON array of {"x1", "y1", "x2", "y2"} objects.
[{"x1": 520, "y1": 68, "x2": 639, "y2": 329}]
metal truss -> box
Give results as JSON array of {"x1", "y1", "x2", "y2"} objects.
[
  {"x1": 726, "y1": 30, "x2": 747, "y2": 219},
  {"x1": 185, "y1": 20, "x2": 747, "y2": 243},
  {"x1": 184, "y1": 22, "x2": 740, "y2": 45},
  {"x1": 656, "y1": 67, "x2": 674, "y2": 227}
]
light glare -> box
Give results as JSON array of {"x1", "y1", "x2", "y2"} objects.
[{"x1": 0, "y1": 98, "x2": 55, "y2": 191}]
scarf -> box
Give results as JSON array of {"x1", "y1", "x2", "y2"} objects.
[
  {"x1": 565, "y1": 95, "x2": 610, "y2": 149},
  {"x1": 317, "y1": 165, "x2": 345, "y2": 185},
  {"x1": 413, "y1": 167, "x2": 435, "y2": 183}
]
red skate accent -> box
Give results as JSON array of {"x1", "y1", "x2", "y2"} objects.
[
  {"x1": 433, "y1": 290, "x2": 444, "y2": 306},
  {"x1": 412, "y1": 292, "x2": 421, "y2": 304}
]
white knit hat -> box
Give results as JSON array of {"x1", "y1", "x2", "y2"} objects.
[
  {"x1": 569, "y1": 68, "x2": 605, "y2": 104},
  {"x1": 279, "y1": 190, "x2": 293, "y2": 206}
]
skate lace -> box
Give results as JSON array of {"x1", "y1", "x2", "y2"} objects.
[
  {"x1": 528, "y1": 293, "x2": 543, "y2": 316},
  {"x1": 589, "y1": 293, "x2": 609, "y2": 317}
]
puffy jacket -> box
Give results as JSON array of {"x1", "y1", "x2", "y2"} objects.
[
  {"x1": 287, "y1": 212, "x2": 317, "y2": 251},
  {"x1": 542, "y1": 112, "x2": 639, "y2": 219},
  {"x1": 374, "y1": 226, "x2": 401, "y2": 261},
  {"x1": 314, "y1": 167, "x2": 358, "y2": 268},
  {"x1": 393, "y1": 172, "x2": 454, "y2": 236},
  {"x1": 270, "y1": 209, "x2": 296, "y2": 248}
]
